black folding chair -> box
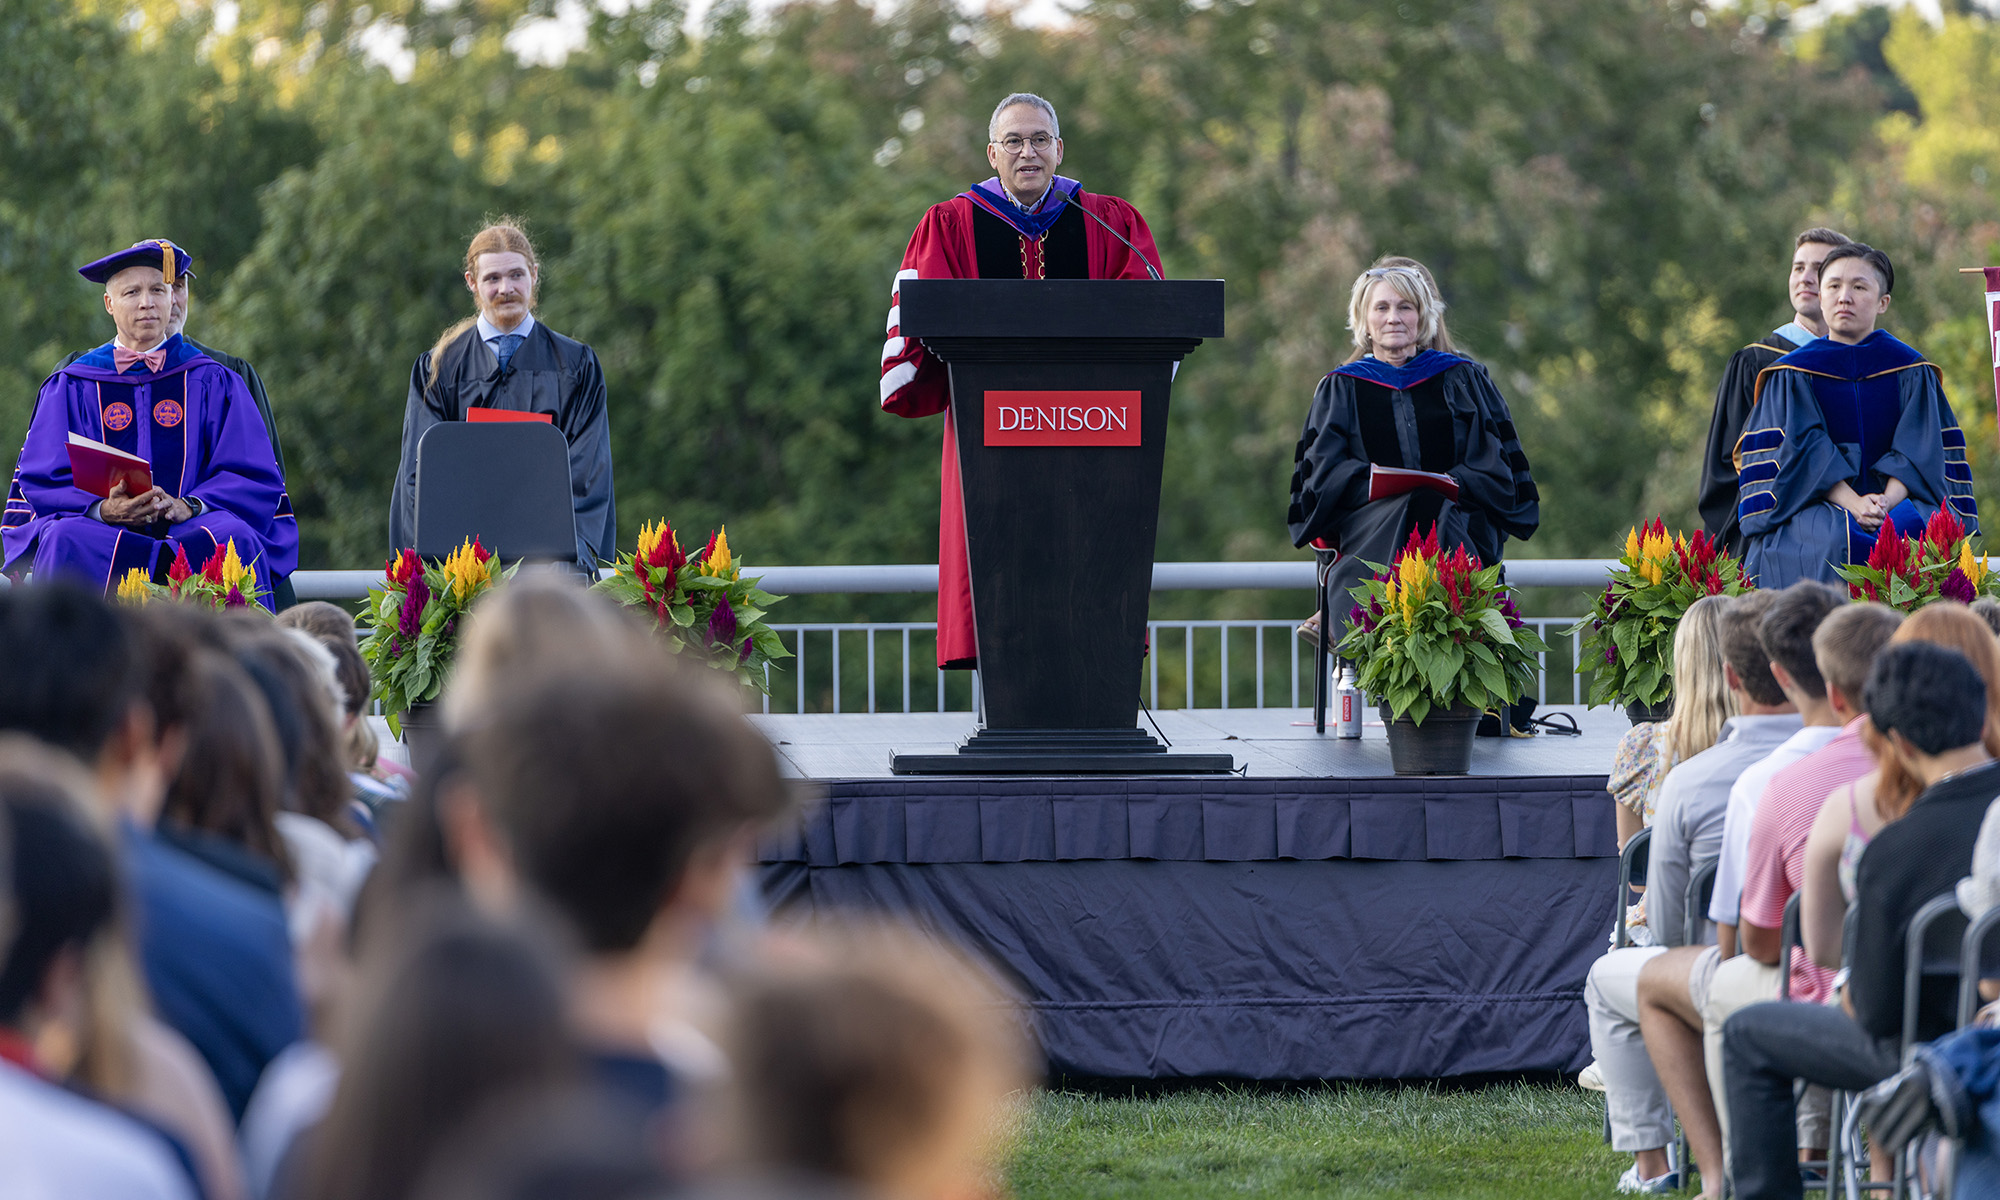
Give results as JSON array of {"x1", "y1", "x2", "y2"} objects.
[
  {"x1": 1686, "y1": 855, "x2": 1721, "y2": 947},
  {"x1": 414, "y1": 421, "x2": 579, "y2": 567},
  {"x1": 1615, "y1": 827, "x2": 1653, "y2": 949},
  {"x1": 1957, "y1": 903, "x2": 2000, "y2": 1028},
  {"x1": 1780, "y1": 891, "x2": 1804, "y2": 1001}
]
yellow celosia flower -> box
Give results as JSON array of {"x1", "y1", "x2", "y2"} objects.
[
  {"x1": 441, "y1": 538, "x2": 495, "y2": 602},
  {"x1": 637, "y1": 520, "x2": 666, "y2": 564},
  {"x1": 1625, "y1": 527, "x2": 1641, "y2": 561},
  {"x1": 219, "y1": 538, "x2": 254, "y2": 594},
  {"x1": 1960, "y1": 541, "x2": 1985, "y2": 589},
  {"x1": 116, "y1": 567, "x2": 151, "y2": 604},
  {"x1": 705, "y1": 527, "x2": 733, "y2": 576}
]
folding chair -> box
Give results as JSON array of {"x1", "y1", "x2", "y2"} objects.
[
  {"x1": 1957, "y1": 904, "x2": 2000, "y2": 1028},
  {"x1": 1687, "y1": 855, "x2": 1721, "y2": 948},
  {"x1": 1615, "y1": 828, "x2": 1653, "y2": 950}
]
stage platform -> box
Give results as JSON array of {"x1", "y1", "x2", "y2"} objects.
[
  {"x1": 751, "y1": 704, "x2": 1626, "y2": 780},
  {"x1": 754, "y1": 705, "x2": 1625, "y2": 1082}
]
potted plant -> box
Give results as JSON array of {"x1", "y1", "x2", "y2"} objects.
[
  {"x1": 1836, "y1": 507, "x2": 1992, "y2": 611},
  {"x1": 1337, "y1": 526, "x2": 1548, "y2": 775},
  {"x1": 358, "y1": 537, "x2": 513, "y2": 766},
  {"x1": 116, "y1": 539, "x2": 271, "y2": 611},
  {"x1": 592, "y1": 520, "x2": 792, "y2": 693},
  {"x1": 1570, "y1": 519, "x2": 1751, "y2": 724}
]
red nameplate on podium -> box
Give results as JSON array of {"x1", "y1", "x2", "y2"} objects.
[
  {"x1": 983, "y1": 390, "x2": 1141, "y2": 447},
  {"x1": 1368, "y1": 465, "x2": 1459, "y2": 503},
  {"x1": 66, "y1": 432, "x2": 152, "y2": 498},
  {"x1": 466, "y1": 408, "x2": 553, "y2": 424}
]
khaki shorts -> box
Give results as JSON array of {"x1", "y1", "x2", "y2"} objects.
[{"x1": 1686, "y1": 943, "x2": 1724, "y2": 1013}]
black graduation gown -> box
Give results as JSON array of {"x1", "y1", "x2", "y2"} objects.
[
  {"x1": 391, "y1": 321, "x2": 615, "y2": 569},
  {"x1": 1696, "y1": 331, "x2": 1801, "y2": 556},
  {"x1": 1287, "y1": 351, "x2": 1539, "y2": 638}
]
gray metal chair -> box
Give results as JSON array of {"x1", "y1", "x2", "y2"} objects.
[
  {"x1": 1687, "y1": 855, "x2": 1721, "y2": 948},
  {"x1": 1615, "y1": 827, "x2": 1653, "y2": 950}
]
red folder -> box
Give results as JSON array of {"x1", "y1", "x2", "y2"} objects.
[
  {"x1": 466, "y1": 408, "x2": 553, "y2": 425},
  {"x1": 1368, "y1": 465, "x2": 1460, "y2": 503},
  {"x1": 66, "y1": 432, "x2": 152, "y2": 498}
]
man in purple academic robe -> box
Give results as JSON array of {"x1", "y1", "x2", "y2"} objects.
[{"x1": 2, "y1": 240, "x2": 295, "y2": 604}]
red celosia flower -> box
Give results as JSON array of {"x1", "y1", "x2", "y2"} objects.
[
  {"x1": 1867, "y1": 523, "x2": 1908, "y2": 576},
  {"x1": 166, "y1": 544, "x2": 194, "y2": 590},
  {"x1": 200, "y1": 544, "x2": 228, "y2": 584},
  {"x1": 1923, "y1": 506, "x2": 1965, "y2": 554},
  {"x1": 386, "y1": 548, "x2": 422, "y2": 587},
  {"x1": 469, "y1": 536, "x2": 493, "y2": 564}
]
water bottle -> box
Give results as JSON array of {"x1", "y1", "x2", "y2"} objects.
[{"x1": 1334, "y1": 664, "x2": 1364, "y2": 739}]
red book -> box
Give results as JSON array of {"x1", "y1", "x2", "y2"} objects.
[
  {"x1": 1368, "y1": 465, "x2": 1460, "y2": 503},
  {"x1": 66, "y1": 432, "x2": 152, "y2": 498},
  {"x1": 466, "y1": 407, "x2": 553, "y2": 425}
]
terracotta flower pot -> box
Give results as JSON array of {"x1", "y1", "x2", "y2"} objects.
[{"x1": 1380, "y1": 702, "x2": 1482, "y2": 776}]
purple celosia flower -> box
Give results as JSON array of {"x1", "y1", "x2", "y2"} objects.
[
  {"x1": 1942, "y1": 567, "x2": 1977, "y2": 604},
  {"x1": 1604, "y1": 643, "x2": 1617, "y2": 664},
  {"x1": 399, "y1": 573, "x2": 429, "y2": 638},
  {"x1": 708, "y1": 596, "x2": 737, "y2": 650}
]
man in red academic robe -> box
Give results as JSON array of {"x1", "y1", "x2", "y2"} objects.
[{"x1": 880, "y1": 92, "x2": 1164, "y2": 669}]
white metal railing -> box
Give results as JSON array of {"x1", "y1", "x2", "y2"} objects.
[
  {"x1": 761, "y1": 615, "x2": 1589, "y2": 715},
  {"x1": 291, "y1": 558, "x2": 1620, "y2": 601}
]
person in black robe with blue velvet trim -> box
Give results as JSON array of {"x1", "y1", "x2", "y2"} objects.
[
  {"x1": 1288, "y1": 261, "x2": 1540, "y2": 643},
  {"x1": 1696, "y1": 228, "x2": 1851, "y2": 556},
  {"x1": 1736, "y1": 243, "x2": 1978, "y2": 590}
]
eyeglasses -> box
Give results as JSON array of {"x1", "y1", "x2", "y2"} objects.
[{"x1": 992, "y1": 133, "x2": 1056, "y2": 155}]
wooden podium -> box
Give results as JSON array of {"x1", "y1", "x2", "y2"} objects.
[{"x1": 890, "y1": 279, "x2": 1233, "y2": 775}]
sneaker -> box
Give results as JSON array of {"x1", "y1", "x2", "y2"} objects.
[
  {"x1": 1615, "y1": 1163, "x2": 1681, "y2": 1194},
  {"x1": 1577, "y1": 1061, "x2": 1606, "y2": 1092}
]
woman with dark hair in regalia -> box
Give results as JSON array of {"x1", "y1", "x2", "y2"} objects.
[{"x1": 1287, "y1": 259, "x2": 1540, "y2": 645}]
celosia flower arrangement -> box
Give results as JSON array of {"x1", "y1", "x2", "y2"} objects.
[
  {"x1": 1335, "y1": 525, "x2": 1548, "y2": 724},
  {"x1": 593, "y1": 520, "x2": 791, "y2": 693},
  {"x1": 1569, "y1": 518, "x2": 1752, "y2": 709},
  {"x1": 115, "y1": 539, "x2": 269, "y2": 611},
  {"x1": 359, "y1": 537, "x2": 514, "y2": 733},
  {"x1": 1835, "y1": 507, "x2": 1994, "y2": 611}
]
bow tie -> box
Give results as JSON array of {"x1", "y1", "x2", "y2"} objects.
[{"x1": 114, "y1": 344, "x2": 167, "y2": 374}]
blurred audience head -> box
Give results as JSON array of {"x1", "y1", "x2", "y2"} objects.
[
  {"x1": 1810, "y1": 602, "x2": 1902, "y2": 717},
  {"x1": 227, "y1": 626, "x2": 353, "y2": 832},
  {"x1": 1758, "y1": 581, "x2": 1842, "y2": 703},
  {"x1": 1865, "y1": 642, "x2": 1986, "y2": 768},
  {"x1": 0, "y1": 737, "x2": 118, "y2": 1053},
  {"x1": 1871, "y1": 603, "x2": 2000, "y2": 818},
  {"x1": 1716, "y1": 590, "x2": 1784, "y2": 706},
  {"x1": 723, "y1": 923, "x2": 1033, "y2": 1200},
  {"x1": 0, "y1": 583, "x2": 142, "y2": 766},
  {"x1": 454, "y1": 647, "x2": 789, "y2": 957},
  {"x1": 1971, "y1": 597, "x2": 2000, "y2": 638},
  {"x1": 275, "y1": 601, "x2": 359, "y2": 645},
  {"x1": 408, "y1": 1085, "x2": 671, "y2": 1200},
  {"x1": 440, "y1": 580, "x2": 640, "y2": 733},
  {"x1": 299, "y1": 894, "x2": 577, "y2": 1200},
  {"x1": 159, "y1": 649, "x2": 291, "y2": 875},
  {"x1": 1665, "y1": 593, "x2": 1736, "y2": 763}
]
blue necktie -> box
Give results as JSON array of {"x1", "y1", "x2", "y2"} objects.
[{"x1": 493, "y1": 333, "x2": 525, "y2": 372}]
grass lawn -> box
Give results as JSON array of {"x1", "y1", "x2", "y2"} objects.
[{"x1": 1009, "y1": 1082, "x2": 1646, "y2": 1199}]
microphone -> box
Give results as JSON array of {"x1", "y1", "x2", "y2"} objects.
[{"x1": 1064, "y1": 193, "x2": 1163, "y2": 281}]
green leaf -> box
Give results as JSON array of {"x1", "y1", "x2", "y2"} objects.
[{"x1": 1477, "y1": 608, "x2": 1516, "y2": 646}]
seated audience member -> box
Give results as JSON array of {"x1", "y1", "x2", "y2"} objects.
[
  {"x1": 1608, "y1": 595, "x2": 1737, "y2": 854},
  {"x1": 1973, "y1": 597, "x2": 2000, "y2": 639},
  {"x1": 406, "y1": 1084, "x2": 671, "y2": 1200},
  {"x1": 1286, "y1": 259, "x2": 1539, "y2": 647},
  {"x1": 1803, "y1": 605, "x2": 2000, "y2": 968},
  {"x1": 446, "y1": 646, "x2": 792, "y2": 1152},
  {"x1": 1, "y1": 240, "x2": 296, "y2": 603},
  {"x1": 289, "y1": 896, "x2": 587, "y2": 1200},
  {"x1": 717, "y1": 923, "x2": 1032, "y2": 1200},
  {"x1": 1736, "y1": 243, "x2": 1978, "y2": 589},
  {"x1": 437, "y1": 579, "x2": 640, "y2": 733},
  {"x1": 0, "y1": 587, "x2": 304, "y2": 1123},
  {"x1": 157, "y1": 649, "x2": 293, "y2": 898},
  {"x1": 1639, "y1": 595, "x2": 1898, "y2": 1181},
  {"x1": 273, "y1": 601, "x2": 356, "y2": 643},
  {"x1": 0, "y1": 739, "x2": 200, "y2": 1200},
  {"x1": 1584, "y1": 590, "x2": 1798, "y2": 1194},
  {"x1": 1724, "y1": 641, "x2": 2000, "y2": 1200},
  {"x1": 275, "y1": 601, "x2": 407, "y2": 816}
]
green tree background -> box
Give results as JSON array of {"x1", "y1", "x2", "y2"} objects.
[{"x1": 6, "y1": 0, "x2": 2000, "y2": 623}]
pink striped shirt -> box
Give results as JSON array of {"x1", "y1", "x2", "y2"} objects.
[{"x1": 1740, "y1": 717, "x2": 1874, "y2": 1004}]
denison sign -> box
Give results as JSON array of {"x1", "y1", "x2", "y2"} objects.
[{"x1": 982, "y1": 390, "x2": 1142, "y2": 447}]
